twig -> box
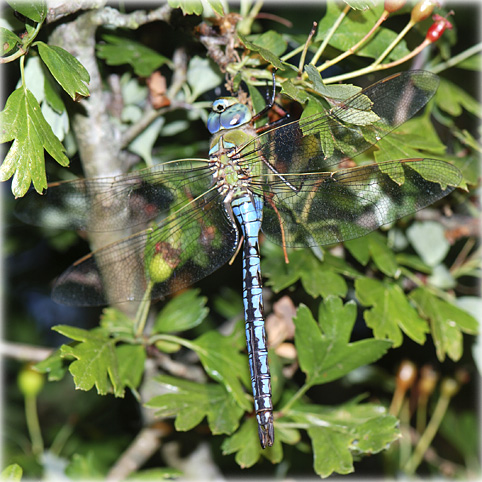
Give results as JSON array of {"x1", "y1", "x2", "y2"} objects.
[
  {"x1": 0, "y1": 341, "x2": 53, "y2": 361},
  {"x1": 106, "y1": 425, "x2": 168, "y2": 480}
]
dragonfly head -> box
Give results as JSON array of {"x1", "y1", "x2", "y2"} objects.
[{"x1": 207, "y1": 97, "x2": 252, "y2": 134}]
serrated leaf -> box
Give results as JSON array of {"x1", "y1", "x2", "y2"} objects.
[
  {"x1": 97, "y1": 35, "x2": 168, "y2": 78},
  {"x1": 117, "y1": 344, "x2": 146, "y2": 389},
  {"x1": 53, "y1": 325, "x2": 124, "y2": 397},
  {"x1": 1, "y1": 464, "x2": 23, "y2": 481},
  {"x1": 301, "y1": 267, "x2": 347, "y2": 298},
  {"x1": 36, "y1": 42, "x2": 90, "y2": 99},
  {"x1": 0, "y1": 27, "x2": 20, "y2": 55},
  {"x1": 146, "y1": 375, "x2": 244, "y2": 434},
  {"x1": 168, "y1": 0, "x2": 203, "y2": 15},
  {"x1": 409, "y1": 287, "x2": 478, "y2": 361},
  {"x1": 153, "y1": 289, "x2": 209, "y2": 333},
  {"x1": 6, "y1": 0, "x2": 46, "y2": 22},
  {"x1": 191, "y1": 330, "x2": 252, "y2": 412},
  {"x1": 0, "y1": 87, "x2": 69, "y2": 197},
  {"x1": 436, "y1": 78, "x2": 482, "y2": 118},
  {"x1": 355, "y1": 277, "x2": 428, "y2": 346},
  {"x1": 221, "y1": 417, "x2": 283, "y2": 467},
  {"x1": 309, "y1": 427, "x2": 354, "y2": 476},
  {"x1": 288, "y1": 401, "x2": 399, "y2": 477},
  {"x1": 293, "y1": 298, "x2": 391, "y2": 386}
]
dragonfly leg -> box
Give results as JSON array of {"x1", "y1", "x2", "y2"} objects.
[{"x1": 265, "y1": 193, "x2": 289, "y2": 264}]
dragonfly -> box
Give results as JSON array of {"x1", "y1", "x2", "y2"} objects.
[{"x1": 16, "y1": 70, "x2": 462, "y2": 448}]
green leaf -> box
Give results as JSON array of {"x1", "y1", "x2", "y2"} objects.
[
  {"x1": 6, "y1": 0, "x2": 46, "y2": 22},
  {"x1": 153, "y1": 289, "x2": 209, "y2": 333},
  {"x1": 36, "y1": 42, "x2": 90, "y2": 99},
  {"x1": 53, "y1": 325, "x2": 124, "y2": 397},
  {"x1": 280, "y1": 79, "x2": 309, "y2": 104},
  {"x1": 99, "y1": 307, "x2": 135, "y2": 338},
  {"x1": 237, "y1": 32, "x2": 286, "y2": 70},
  {"x1": 0, "y1": 87, "x2": 69, "y2": 197},
  {"x1": 1, "y1": 464, "x2": 23, "y2": 481},
  {"x1": 293, "y1": 298, "x2": 391, "y2": 387},
  {"x1": 345, "y1": 236, "x2": 370, "y2": 265},
  {"x1": 367, "y1": 232, "x2": 399, "y2": 277},
  {"x1": 248, "y1": 30, "x2": 287, "y2": 57},
  {"x1": 305, "y1": 64, "x2": 360, "y2": 100},
  {"x1": 146, "y1": 375, "x2": 244, "y2": 435},
  {"x1": 355, "y1": 277, "x2": 429, "y2": 346},
  {"x1": 288, "y1": 401, "x2": 400, "y2": 477},
  {"x1": 97, "y1": 35, "x2": 168, "y2": 77},
  {"x1": 316, "y1": 2, "x2": 409, "y2": 62},
  {"x1": 409, "y1": 287, "x2": 478, "y2": 361},
  {"x1": 64, "y1": 452, "x2": 104, "y2": 479},
  {"x1": 168, "y1": 0, "x2": 203, "y2": 15},
  {"x1": 186, "y1": 56, "x2": 223, "y2": 100},
  {"x1": 301, "y1": 267, "x2": 347, "y2": 298},
  {"x1": 436, "y1": 78, "x2": 482, "y2": 118},
  {"x1": 221, "y1": 417, "x2": 283, "y2": 467},
  {"x1": 34, "y1": 348, "x2": 70, "y2": 381},
  {"x1": 0, "y1": 27, "x2": 20, "y2": 55},
  {"x1": 309, "y1": 426, "x2": 354, "y2": 476},
  {"x1": 191, "y1": 329, "x2": 252, "y2": 412},
  {"x1": 117, "y1": 344, "x2": 146, "y2": 389}
]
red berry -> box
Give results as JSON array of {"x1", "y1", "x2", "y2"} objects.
[{"x1": 426, "y1": 13, "x2": 453, "y2": 43}]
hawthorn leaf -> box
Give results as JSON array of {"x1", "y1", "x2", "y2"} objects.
[
  {"x1": 293, "y1": 298, "x2": 391, "y2": 387},
  {"x1": 409, "y1": 287, "x2": 478, "y2": 361},
  {"x1": 355, "y1": 277, "x2": 429, "y2": 346},
  {"x1": 36, "y1": 42, "x2": 90, "y2": 99},
  {"x1": 146, "y1": 375, "x2": 244, "y2": 435},
  {"x1": 0, "y1": 87, "x2": 69, "y2": 197},
  {"x1": 153, "y1": 288, "x2": 208, "y2": 333},
  {"x1": 53, "y1": 325, "x2": 124, "y2": 397}
]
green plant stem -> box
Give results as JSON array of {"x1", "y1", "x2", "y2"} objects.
[
  {"x1": 50, "y1": 420, "x2": 75, "y2": 456},
  {"x1": 0, "y1": 20, "x2": 43, "y2": 64},
  {"x1": 431, "y1": 42, "x2": 482, "y2": 74},
  {"x1": 280, "y1": 383, "x2": 311, "y2": 414},
  {"x1": 310, "y1": 4, "x2": 350, "y2": 67},
  {"x1": 372, "y1": 19, "x2": 414, "y2": 68},
  {"x1": 25, "y1": 394, "x2": 44, "y2": 457},
  {"x1": 318, "y1": 9, "x2": 389, "y2": 74},
  {"x1": 135, "y1": 281, "x2": 153, "y2": 337},
  {"x1": 403, "y1": 388, "x2": 452, "y2": 475},
  {"x1": 398, "y1": 398, "x2": 412, "y2": 468}
]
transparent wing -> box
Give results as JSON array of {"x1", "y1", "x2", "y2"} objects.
[
  {"x1": 238, "y1": 70, "x2": 440, "y2": 174},
  {"x1": 52, "y1": 189, "x2": 239, "y2": 306},
  {"x1": 15, "y1": 159, "x2": 212, "y2": 233},
  {"x1": 256, "y1": 158, "x2": 461, "y2": 247}
]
